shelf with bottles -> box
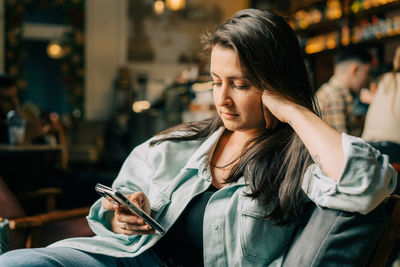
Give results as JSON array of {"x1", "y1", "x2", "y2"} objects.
[
  {"x1": 350, "y1": 0, "x2": 400, "y2": 17},
  {"x1": 290, "y1": 0, "x2": 400, "y2": 33},
  {"x1": 302, "y1": 30, "x2": 340, "y2": 54},
  {"x1": 303, "y1": 16, "x2": 400, "y2": 54},
  {"x1": 300, "y1": 1, "x2": 400, "y2": 55},
  {"x1": 350, "y1": 13, "x2": 400, "y2": 44},
  {"x1": 289, "y1": 0, "x2": 343, "y2": 34}
]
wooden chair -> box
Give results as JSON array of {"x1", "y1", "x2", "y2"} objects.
[
  {"x1": 17, "y1": 187, "x2": 63, "y2": 214},
  {"x1": 2, "y1": 206, "x2": 92, "y2": 249},
  {"x1": 0, "y1": 176, "x2": 93, "y2": 251},
  {"x1": 283, "y1": 194, "x2": 400, "y2": 266},
  {"x1": 281, "y1": 161, "x2": 400, "y2": 266},
  {"x1": 369, "y1": 194, "x2": 400, "y2": 266},
  {"x1": 365, "y1": 162, "x2": 400, "y2": 266},
  {"x1": 391, "y1": 163, "x2": 400, "y2": 174}
]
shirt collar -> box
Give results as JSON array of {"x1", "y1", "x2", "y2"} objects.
[
  {"x1": 182, "y1": 127, "x2": 247, "y2": 187},
  {"x1": 183, "y1": 127, "x2": 225, "y2": 170},
  {"x1": 329, "y1": 76, "x2": 350, "y2": 92},
  {"x1": 329, "y1": 76, "x2": 355, "y2": 100}
]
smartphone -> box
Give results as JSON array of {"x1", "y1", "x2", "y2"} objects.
[{"x1": 95, "y1": 183, "x2": 165, "y2": 235}]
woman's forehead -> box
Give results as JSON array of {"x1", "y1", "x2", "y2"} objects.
[{"x1": 210, "y1": 46, "x2": 243, "y2": 77}]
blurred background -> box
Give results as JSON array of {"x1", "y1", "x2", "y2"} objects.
[{"x1": 0, "y1": 0, "x2": 400, "y2": 210}]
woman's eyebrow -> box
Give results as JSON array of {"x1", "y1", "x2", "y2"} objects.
[
  {"x1": 210, "y1": 72, "x2": 245, "y2": 80},
  {"x1": 210, "y1": 72, "x2": 219, "y2": 78}
]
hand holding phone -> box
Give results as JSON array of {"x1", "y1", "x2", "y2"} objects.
[{"x1": 96, "y1": 183, "x2": 165, "y2": 235}]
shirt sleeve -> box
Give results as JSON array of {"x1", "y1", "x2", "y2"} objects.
[
  {"x1": 302, "y1": 133, "x2": 397, "y2": 214},
  {"x1": 112, "y1": 140, "x2": 155, "y2": 195}
]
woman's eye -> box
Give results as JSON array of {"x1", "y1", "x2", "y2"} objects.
[
  {"x1": 233, "y1": 84, "x2": 248, "y2": 89},
  {"x1": 212, "y1": 82, "x2": 222, "y2": 87}
]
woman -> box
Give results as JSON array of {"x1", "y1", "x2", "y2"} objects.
[
  {"x1": 0, "y1": 9, "x2": 396, "y2": 267},
  {"x1": 362, "y1": 45, "x2": 400, "y2": 163}
]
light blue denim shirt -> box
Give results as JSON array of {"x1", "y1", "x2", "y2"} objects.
[{"x1": 50, "y1": 128, "x2": 397, "y2": 266}]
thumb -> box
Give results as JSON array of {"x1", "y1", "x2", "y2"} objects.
[
  {"x1": 261, "y1": 90, "x2": 271, "y2": 105},
  {"x1": 129, "y1": 192, "x2": 146, "y2": 209}
]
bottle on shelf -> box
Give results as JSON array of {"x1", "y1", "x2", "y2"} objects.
[{"x1": 6, "y1": 110, "x2": 26, "y2": 145}]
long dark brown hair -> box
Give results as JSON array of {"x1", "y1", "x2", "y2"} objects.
[{"x1": 151, "y1": 9, "x2": 319, "y2": 225}]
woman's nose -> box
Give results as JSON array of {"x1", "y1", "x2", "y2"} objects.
[{"x1": 215, "y1": 85, "x2": 233, "y2": 106}]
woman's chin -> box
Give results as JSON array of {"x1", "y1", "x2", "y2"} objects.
[{"x1": 222, "y1": 121, "x2": 239, "y2": 132}]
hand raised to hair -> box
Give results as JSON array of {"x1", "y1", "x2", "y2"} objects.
[{"x1": 261, "y1": 90, "x2": 299, "y2": 126}]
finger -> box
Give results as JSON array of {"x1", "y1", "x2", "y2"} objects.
[
  {"x1": 113, "y1": 219, "x2": 154, "y2": 235},
  {"x1": 115, "y1": 207, "x2": 146, "y2": 225},
  {"x1": 118, "y1": 220, "x2": 154, "y2": 236},
  {"x1": 120, "y1": 228, "x2": 155, "y2": 236},
  {"x1": 102, "y1": 198, "x2": 117, "y2": 210},
  {"x1": 261, "y1": 90, "x2": 271, "y2": 105},
  {"x1": 129, "y1": 192, "x2": 146, "y2": 209},
  {"x1": 120, "y1": 221, "x2": 152, "y2": 232}
]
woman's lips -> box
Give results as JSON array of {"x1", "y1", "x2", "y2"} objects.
[{"x1": 220, "y1": 111, "x2": 239, "y2": 119}]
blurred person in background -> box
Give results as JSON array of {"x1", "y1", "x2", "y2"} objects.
[
  {"x1": 0, "y1": 74, "x2": 20, "y2": 143},
  {"x1": 0, "y1": 74, "x2": 66, "y2": 147},
  {"x1": 362, "y1": 45, "x2": 400, "y2": 164},
  {"x1": 359, "y1": 77, "x2": 378, "y2": 106},
  {"x1": 0, "y1": 73, "x2": 68, "y2": 169},
  {"x1": 352, "y1": 67, "x2": 386, "y2": 125},
  {"x1": 316, "y1": 46, "x2": 372, "y2": 136}
]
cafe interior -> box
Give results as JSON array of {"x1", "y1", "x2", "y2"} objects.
[{"x1": 1, "y1": 0, "x2": 400, "y2": 265}]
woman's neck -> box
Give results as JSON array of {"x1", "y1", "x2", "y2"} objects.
[
  {"x1": 210, "y1": 129, "x2": 261, "y2": 188},
  {"x1": 226, "y1": 128, "x2": 264, "y2": 147}
]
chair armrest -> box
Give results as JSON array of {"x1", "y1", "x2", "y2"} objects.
[
  {"x1": 17, "y1": 187, "x2": 63, "y2": 199},
  {"x1": 392, "y1": 163, "x2": 400, "y2": 173},
  {"x1": 17, "y1": 187, "x2": 63, "y2": 212},
  {"x1": 283, "y1": 200, "x2": 390, "y2": 266},
  {"x1": 8, "y1": 207, "x2": 90, "y2": 230},
  {"x1": 369, "y1": 194, "x2": 400, "y2": 266}
]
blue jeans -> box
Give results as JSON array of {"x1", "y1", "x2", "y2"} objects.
[{"x1": 0, "y1": 247, "x2": 163, "y2": 267}]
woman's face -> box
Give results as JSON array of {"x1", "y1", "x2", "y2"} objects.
[{"x1": 210, "y1": 45, "x2": 266, "y2": 135}]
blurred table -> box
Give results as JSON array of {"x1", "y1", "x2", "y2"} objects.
[
  {"x1": 0, "y1": 144, "x2": 64, "y2": 194},
  {"x1": 0, "y1": 144, "x2": 63, "y2": 154}
]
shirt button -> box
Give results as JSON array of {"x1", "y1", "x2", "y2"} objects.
[{"x1": 213, "y1": 224, "x2": 219, "y2": 230}]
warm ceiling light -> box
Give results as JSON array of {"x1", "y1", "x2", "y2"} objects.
[
  {"x1": 192, "y1": 81, "x2": 213, "y2": 92},
  {"x1": 132, "y1": 100, "x2": 151, "y2": 113},
  {"x1": 165, "y1": 0, "x2": 185, "y2": 11},
  {"x1": 47, "y1": 41, "x2": 64, "y2": 59},
  {"x1": 154, "y1": 0, "x2": 165, "y2": 15}
]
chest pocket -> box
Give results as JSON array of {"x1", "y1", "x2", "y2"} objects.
[{"x1": 238, "y1": 195, "x2": 293, "y2": 264}]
